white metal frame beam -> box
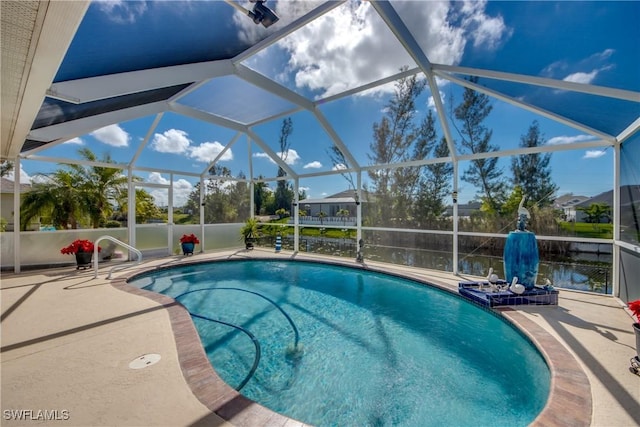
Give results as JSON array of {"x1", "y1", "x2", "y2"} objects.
[
  {"x1": 25, "y1": 101, "x2": 167, "y2": 144},
  {"x1": 442, "y1": 72, "x2": 617, "y2": 142},
  {"x1": 47, "y1": 60, "x2": 235, "y2": 104},
  {"x1": 201, "y1": 132, "x2": 242, "y2": 177},
  {"x1": 433, "y1": 64, "x2": 640, "y2": 102}
]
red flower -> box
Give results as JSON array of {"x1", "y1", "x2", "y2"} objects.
[
  {"x1": 60, "y1": 239, "x2": 101, "y2": 255},
  {"x1": 180, "y1": 234, "x2": 200, "y2": 244},
  {"x1": 628, "y1": 300, "x2": 640, "y2": 323}
]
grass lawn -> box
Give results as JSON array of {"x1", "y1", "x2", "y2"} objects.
[
  {"x1": 558, "y1": 221, "x2": 613, "y2": 239},
  {"x1": 259, "y1": 219, "x2": 356, "y2": 240}
]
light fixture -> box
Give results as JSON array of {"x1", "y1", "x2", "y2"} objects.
[
  {"x1": 249, "y1": 1, "x2": 279, "y2": 28},
  {"x1": 225, "y1": 1, "x2": 279, "y2": 28}
]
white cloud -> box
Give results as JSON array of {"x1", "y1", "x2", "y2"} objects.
[
  {"x1": 457, "y1": 0, "x2": 512, "y2": 50},
  {"x1": 546, "y1": 134, "x2": 596, "y2": 145},
  {"x1": 145, "y1": 172, "x2": 194, "y2": 207},
  {"x1": 332, "y1": 163, "x2": 347, "y2": 171},
  {"x1": 90, "y1": 124, "x2": 130, "y2": 147},
  {"x1": 146, "y1": 172, "x2": 169, "y2": 185},
  {"x1": 254, "y1": 152, "x2": 272, "y2": 161},
  {"x1": 280, "y1": 149, "x2": 300, "y2": 165},
  {"x1": 189, "y1": 141, "x2": 233, "y2": 163},
  {"x1": 150, "y1": 131, "x2": 233, "y2": 163},
  {"x1": 151, "y1": 129, "x2": 191, "y2": 154},
  {"x1": 583, "y1": 150, "x2": 606, "y2": 159},
  {"x1": 63, "y1": 137, "x2": 84, "y2": 145},
  {"x1": 544, "y1": 49, "x2": 615, "y2": 84},
  {"x1": 96, "y1": 0, "x2": 148, "y2": 23},
  {"x1": 303, "y1": 161, "x2": 322, "y2": 169},
  {"x1": 427, "y1": 91, "x2": 446, "y2": 110},
  {"x1": 254, "y1": 149, "x2": 300, "y2": 166},
  {"x1": 4, "y1": 166, "x2": 32, "y2": 184},
  {"x1": 238, "y1": 1, "x2": 508, "y2": 99},
  {"x1": 171, "y1": 178, "x2": 195, "y2": 207},
  {"x1": 563, "y1": 70, "x2": 599, "y2": 84}
]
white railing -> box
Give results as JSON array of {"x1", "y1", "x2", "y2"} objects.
[
  {"x1": 93, "y1": 235, "x2": 142, "y2": 279},
  {"x1": 291, "y1": 216, "x2": 357, "y2": 226}
]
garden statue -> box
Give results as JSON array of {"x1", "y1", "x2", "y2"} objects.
[{"x1": 503, "y1": 196, "x2": 539, "y2": 290}]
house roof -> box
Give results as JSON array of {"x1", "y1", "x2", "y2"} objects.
[
  {"x1": 301, "y1": 197, "x2": 355, "y2": 205},
  {"x1": 575, "y1": 185, "x2": 640, "y2": 207},
  {"x1": 553, "y1": 194, "x2": 591, "y2": 209},
  {"x1": 0, "y1": 177, "x2": 31, "y2": 194}
]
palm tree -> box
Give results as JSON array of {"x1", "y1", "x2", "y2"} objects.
[
  {"x1": 20, "y1": 148, "x2": 129, "y2": 230},
  {"x1": 21, "y1": 170, "x2": 84, "y2": 229},
  {"x1": 318, "y1": 210, "x2": 327, "y2": 226},
  {"x1": 67, "y1": 148, "x2": 128, "y2": 228},
  {"x1": 337, "y1": 208, "x2": 350, "y2": 226}
]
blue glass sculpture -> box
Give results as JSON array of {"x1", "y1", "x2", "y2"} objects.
[{"x1": 503, "y1": 197, "x2": 539, "y2": 289}]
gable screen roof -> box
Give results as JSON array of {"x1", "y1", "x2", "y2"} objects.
[{"x1": 2, "y1": 0, "x2": 638, "y2": 182}]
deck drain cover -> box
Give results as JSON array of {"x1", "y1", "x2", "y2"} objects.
[{"x1": 129, "y1": 353, "x2": 161, "y2": 369}]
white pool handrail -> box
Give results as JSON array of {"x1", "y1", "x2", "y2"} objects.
[{"x1": 93, "y1": 235, "x2": 142, "y2": 279}]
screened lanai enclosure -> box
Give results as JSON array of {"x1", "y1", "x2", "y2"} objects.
[{"x1": 1, "y1": 1, "x2": 639, "y2": 300}]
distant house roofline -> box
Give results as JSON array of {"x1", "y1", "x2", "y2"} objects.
[{"x1": 0, "y1": 177, "x2": 31, "y2": 193}]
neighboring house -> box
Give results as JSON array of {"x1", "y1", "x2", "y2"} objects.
[
  {"x1": 573, "y1": 186, "x2": 640, "y2": 223},
  {"x1": 444, "y1": 201, "x2": 482, "y2": 219},
  {"x1": 295, "y1": 190, "x2": 360, "y2": 226},
  {"x1": 0, "y1": 177, "x2": 39, "y2": 231},
  {"x1": 553, "y1": 194, "x2": 591, "y2": 221}
]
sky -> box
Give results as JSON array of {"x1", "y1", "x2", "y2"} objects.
[{"x1": 8, "y1": 0, "x2": 639, "y2": 207}]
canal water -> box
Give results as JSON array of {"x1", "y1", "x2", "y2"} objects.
[{"x1": 262, "y1": 236, "x2": 613, "y2": 295}]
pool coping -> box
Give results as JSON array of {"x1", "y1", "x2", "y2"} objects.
[{"x1": 111, "y1": 256, "x2": 591, "y2": 427}]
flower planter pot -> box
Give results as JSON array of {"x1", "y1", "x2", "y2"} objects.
[
  {"x1": 245, "y1": 237, "x2": 255, "y2": 250},
  {"x1": 75, "y1": 251, "x2": 93, "y2": 269},
  {"x1": 181, "y1": 242, "x2": 195, "y2": 255}
]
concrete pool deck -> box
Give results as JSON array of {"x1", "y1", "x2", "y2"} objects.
[{"x1": 1, "y1": 248, "x2": 639, "y2": 426}]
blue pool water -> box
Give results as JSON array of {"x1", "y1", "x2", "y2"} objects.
[{"x1": 129, "y1": 260, "x2": 550, "y2": 426}]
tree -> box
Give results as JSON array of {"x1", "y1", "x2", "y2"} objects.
[
  {"x1": 337, "y1": 208, "x2": 350, "y2": 225},
  {"x1": 318, "y1": 210, "x2": 326, "y2": 226},
  {"x1": 501, "y1": 186, "x2": 526, "y2": 220},
  {"x1": 226, "y1": 172, "x2": 250, "y2": 220},
  {"x1": 453, "y1": 76, "x2": 506, "y2": 213},
  {"x1": 66, "y1": 148, "x2": 127, "y2": 227},
  {"x1": 20, "y1": 148, "x2": 155, "y2": 229},
  {"x1": 413, "y1": 136, "x2": 453, "y2": 227},
  {"x1": 204, "y1": 166, "x2": 240, "y2": 223},
  {"x1": 1, "y1": 160, "x2": 14, "y2": 177},
  {"x1": 327, "y1": 145, "x2": 355, "y2": 190},
  {"x1": 274, "y1": 118, "x2": 295, "y2": 211},
  {"x1": 184, "y1": 166, "x2": 250, "y2": 223},
  {"x1": 112, "y1": 188, "x2": 162, "y2": 224},
  {"x1": 134, "y1": 189, "x2": 162, "y2": 223},
  {"x1": 579, "y1": 203, "x2": 611, "y2": 227},
  {"x1": 21, "y1": 170, "x2": 84, "y2": 229},
  {"x1": 368, "y1": 68, "x2": 426, "y2": 225},
  {"x1": 511, "y1": 121, "x2": 558, "y2": 207},
  {"x1": 253, "y1": 177, "x2": 270, "y2": 215}
]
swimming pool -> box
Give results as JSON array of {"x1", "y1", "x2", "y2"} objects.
[{"x1": 129, "y1": 259, "x2": 550, "y2": 426}]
